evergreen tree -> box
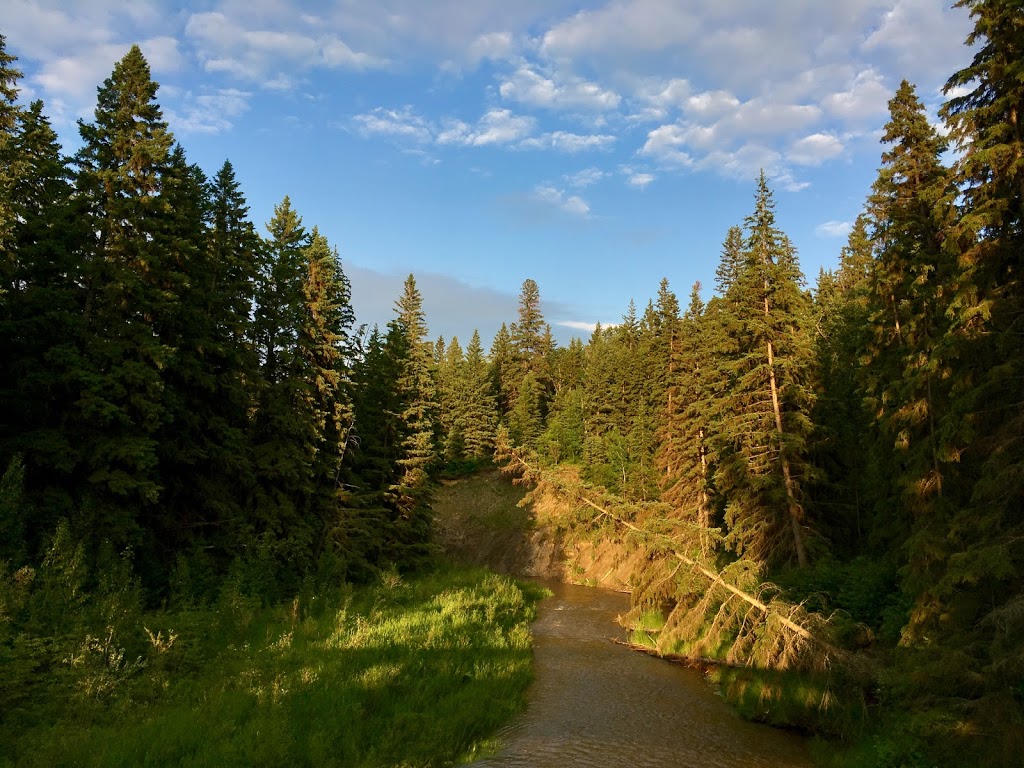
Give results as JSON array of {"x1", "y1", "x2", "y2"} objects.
[
  {"x1": 863, "y1": 81, "x2": 957, "y2": 575},
  {"x1": 712, "y1": 174, "x2": 815, "y2": 566},
  {"x1": 72, "y1": 45, "x2": 178, "y2": 549},
  {"x1": 0, "y1": 99, "x2": 84, "y2": 547},
  {"x1": 489, "y1": 322, "x2": 517, "y2": 417},
  {"x1": 390, "y1": 275, "x2": 438, "y2": 499},
  {"x1": 659, "y1": 283, "x2": 714, "y2": 554},
  {"x1": 300, "y1": 228, "x2": 355, "y2": 526},
  {"x1": 809, "y1": 215, "x2": 875, "y2": 551},
  {"x1": 459, "y1": 330, "x2": 498, "y2": 460},
  {"x1": 0, "y1": 33, "x2": 23, "y2": 264},
  {"x1": 249, "y1": 197, "x2": 317, "y2": 577}
]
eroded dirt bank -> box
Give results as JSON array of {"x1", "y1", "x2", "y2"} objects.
[{"x1": 432, "y1": 469, "x2": 643, "y2": 590}]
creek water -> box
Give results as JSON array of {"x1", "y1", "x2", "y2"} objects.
[{"x1": 472, "y1": 580, "x2": 813, "y2": 768}]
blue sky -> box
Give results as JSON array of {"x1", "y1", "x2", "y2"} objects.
[{"x1": 5, "y1": 1, "x2": 974, "y2": 346}]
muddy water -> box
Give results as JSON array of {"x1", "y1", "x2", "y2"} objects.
[{"x1": 473, "y1": 580, "x2": 812, "y2": 768}]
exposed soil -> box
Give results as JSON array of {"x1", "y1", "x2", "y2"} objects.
[{"x1": 431, "y1": 469, "x2": 643, "y2": 590}]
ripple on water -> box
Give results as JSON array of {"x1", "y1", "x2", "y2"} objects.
[{"x1": 472, "y1": 580, "x2": 812, "y2": 768}]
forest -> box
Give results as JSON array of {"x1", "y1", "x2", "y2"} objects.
[{"x1": 0, "y1": 1, "x2": 1022, "y2": 766}]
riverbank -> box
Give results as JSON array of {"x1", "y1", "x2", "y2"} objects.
[{"x1": 1, "y1": 564, "x2": 544, "y2": 768}]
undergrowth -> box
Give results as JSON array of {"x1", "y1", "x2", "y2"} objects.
[{"x1": 0, "y1": 561, "x2": 543, "y2": 767}]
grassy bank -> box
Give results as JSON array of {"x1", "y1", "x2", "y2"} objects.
[{"x1": 1, "y1": 564, "x2": 544, "y2": 768}]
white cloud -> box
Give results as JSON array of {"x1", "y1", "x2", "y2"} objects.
[
  {"x1": 467, "y1": 31, "x2": 516, "y2": 63},
  {"x1": 816, "y1": 220, "x2": 854, "y2": 238},
  {"x1": 499, "y1": 64, "x2": 621, "y2": 111},
  {"x1": 169, "y1": 87, "x2": 251, "y2": 134},
  {"x1": 684, "y1": 89, "x2": 741, "y2": 119},
  {"x1": 557, "y1": 320, "x2": 601, "y2": 333},
  {"x1": 564, "y1": 167, "x2": 606, "y2": 188},
  {"x1": 626, "y1": 172, "x2": 655, "y2": 189},
  {"x1": 635, "y1": 77, "x2": 692, "y2": 109},
  {"x1": 520, "y1": 131, "x2": 615, "y2": 153},
  {"x1": 822, "y1": 68, "x2": 891, "y2": 120},
  {"x1": 541, "y1": 1, "x2": 700, "y2": 57},
  {"x1": 788, "y1": 132, "x2": 844, "y2": 166},
  {"x1": 640, "y1": 124, "x2": 694, "y2": 167},
  {"x1": 438, "y1": 108, "x2": 535, "y2": 146},
  {"x1": 353, "y1": 106, "x2": 432, "y2": 142},
  {"x1": 533, "y1": 185, "x2": 591, "y2": 217},
  {"x1": 185, "y1": 10, "x2": 388, "y2": 83},
  {"x1": 862, "y1": 0, "x2": 972, "y2": 79}
]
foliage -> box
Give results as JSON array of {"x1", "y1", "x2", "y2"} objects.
[{"x1": 0, "y1": 564, "x2": 541, "y2": 768}]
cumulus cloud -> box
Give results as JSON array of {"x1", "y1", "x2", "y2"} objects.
[
  {"x1": 640, "y1": 124, "x2": 694, "y2": 167},
  {"x1": 520, "y1": 131, "x2": 615, "y2": 153},
  {"x1": 353, "y1": 106, "x2": 432, "y2": 142},
  {"x1": 862, "y1": 0, "x2": 973, "y2": 79},
  {"x1": 626, "y1": 172, "x2": 655, "y2": 189},
  {"x1": 185, "y1": 10, "x2": 388, "y2": 82},
  {"x1": 564, "y1": 167, "x2": 606, "y2": 188},
  {"x1": 438, "y1": 109, "x2": 535, "y2": 146},
  {"x1": 822, "y1": 68, "x2": 891, "y2": 120},
  {"x1": 788, "y1": 132, "x2": 845, "y2": 166},
  {"x1": 499, "y1": 64, "x2": 621, "y2": 111},
  {"x1": 816, "y1": 220, "x2": 854, "y2": 238},
  {"x1": 541, "y1": 0, "x2": 700, "y2": 57},
  {"x1": 169, "y1": 87, "x2": 251, "y2": 134},
  {"x1": 532, "y1": 185, "x2": 591, "y2": 218},
  {"x1": 467, "y1": 31, "x2": 516, "y2": 63},
  {"x1": 557, "y1": 320, "x2": 601, "y2": 333}
]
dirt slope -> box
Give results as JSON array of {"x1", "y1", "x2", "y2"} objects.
[{"x1": 431, "y1": 469, "x2": 641, "y2": 590}]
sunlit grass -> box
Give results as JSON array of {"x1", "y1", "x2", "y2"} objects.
[{"x1": 1, "y1": 565, "x2": 542, "y2": 768}]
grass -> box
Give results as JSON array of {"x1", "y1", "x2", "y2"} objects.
[{"x1": 1, "y1": 564, "x2": 545, "y2": 768}]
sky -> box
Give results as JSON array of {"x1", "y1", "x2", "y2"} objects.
[{"x1": 5, "y1": 1, "x2": 975, "y2": 346}]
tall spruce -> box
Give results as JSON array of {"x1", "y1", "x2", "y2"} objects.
[
  {"x1": 712, "y1": 174, "x2": 815, "y2": 566},
  {"x1": 864, "y1": 81, "x2": 957, "y2": 581},
  {"x1": 658, "y1": 283, "x2": 714, "y2": 554},
  {"x1": 73, "y1": 45, "x2": 178, "y2": 550},
  {"x1": 390, "y1": 275, "x2": 438, "y2": 499}
]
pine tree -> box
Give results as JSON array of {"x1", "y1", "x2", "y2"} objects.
[
  {"x1": 391, "y1": 275, "x2": 438, "y2": 498},
  {"x1": 810, "y1": 215, "x2": 875, "y2": 551},
  {"x1": 249, "y1": 197, "x2": 317, "y2": 577},
  {"x1": 299, "y1": 228, "x2": 355, "y2": 530},
  {"x1": 72, "y1": 45, "x2": 178, "y2": 547},
  {"x1": 863, "y1": 81, "x2": 957, "y2": 579},
  {"x1": 658, "y1": 283, "x2": 714, "y2": 554},
  {"x1": 459, "y1": 330, "x2": 498, "y2": 460},
  {"x1": 489, "y1": 322, "x2": 516, "y2": 417},
  {"x1": 713, "y1": 174, "x2": 815, "y2": 566},
  {"x1": 437, "y1": 336, "x2": 465, "y2": 462},
  {"x1": 509, "y1": 278, "x2": 553, "y2": 421},
  {"x1": 0, "y1": 99, "x2": 85, "y2": 548},
  {"x1": 0, "y1": 33, "x2": 23, "y2": 264}
]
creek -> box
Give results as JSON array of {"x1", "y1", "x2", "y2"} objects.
[{"x1": 472, "y1": 579, "x2": 812, "y2": 768}]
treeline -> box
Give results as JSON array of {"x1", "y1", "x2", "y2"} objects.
[{"x1": 0, "y1": 39, "x2": 441, "y2": 602}]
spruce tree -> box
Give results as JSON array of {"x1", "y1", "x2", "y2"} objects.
[
  {"x1": 390, "y1": 275, "x2": 438, "y2": 499},
  {"x1": 863, "y1": 81, "x2": 957, "y2": 576},
  {"x1": 0, "y1": 33, "x2": 23, "y2": 264},
  {"x1": 658, "y1": 283, "x2": 715, "y2": 553},
  {"x1": 459, "y1": 330, "x2": 498, "y2": 460},
  {"x1": 73, "y1": 45, "x2": 178, "y2": 548},
  {"x1": 0, "y1": 99, "x2": 84, "y2": 547},
  {"x1": 810, "y1": 215, "x2": 875, "y2": 551},
  {"x1": 712, "y1": 174, "x2": 815, "y2": 566},
  {"x1": 489, "y1": 323, "x2": 517, "y2": 417}
]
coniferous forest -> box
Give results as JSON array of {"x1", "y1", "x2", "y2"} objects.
[{"x1": 1, "y1": 2, "x2": 1022, "y2": 766}]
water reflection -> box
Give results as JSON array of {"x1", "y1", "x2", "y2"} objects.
[{"x1": 472, "y1": 580, "x2": 811, "y2": 768}]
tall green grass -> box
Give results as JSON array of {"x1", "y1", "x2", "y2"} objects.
[{"x1": 1, "y1": 565, "x2": 544, "y2": 767}]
